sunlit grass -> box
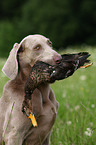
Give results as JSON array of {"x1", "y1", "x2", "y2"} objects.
[
  {"x1": 0, "y1": 46, "x2": 96, "y2": 145},
  {"x1": 0, "y1": 58, "x2": 9, "y2": 97},
  {"x1": 50, "y1": 46, "x2": 96, "y2": 145}
]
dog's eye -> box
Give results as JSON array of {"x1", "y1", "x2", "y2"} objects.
[
  {"x1": 34, "y1": 45, "x2": 41, "y2": 50},
  {"x1": 18, "y1": 45, "x2": 25, "y2": 53},
  {"x1": 47, "y1": 40, "x2": 52, "y2": 47}
]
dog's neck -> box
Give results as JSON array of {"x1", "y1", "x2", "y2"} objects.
[
  {"x1": 17, "y1": 61, "x2": 50, "y2": 102},
  {"x1": 10, "y1": 62, "x2": 31, "y2": 92},
  {"x1": 18, "y1": 63, "x2": 32, "y2": 81},
  {"x1": 11, "y1": 61, "x2": 51, "y2": 103}
]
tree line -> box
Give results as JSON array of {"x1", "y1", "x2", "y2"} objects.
[{"x1": 0, "y1": 0, "x2": 96, "y2": 57}]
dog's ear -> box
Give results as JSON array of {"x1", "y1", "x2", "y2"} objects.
[{"x1": 2, "y1": 43, "x2": 21, "y2": 80}]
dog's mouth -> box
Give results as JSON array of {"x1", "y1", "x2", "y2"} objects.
[
  {"x1": 55, "y1": 59, "x2": 61, "y2": 64},
  {"x1": 53, "y1": 54, "x2": 62, "y2": 64},
  {"x1": 30, "y1": 54, "x2": 62, "y2": 66}
]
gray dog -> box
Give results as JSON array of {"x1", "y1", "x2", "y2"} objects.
[{"x1": 0, "y1": 35, "x2": 62, "y2": 145}]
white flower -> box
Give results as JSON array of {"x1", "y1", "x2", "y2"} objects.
[
  {"x1": 74, "y1": 105, "x2": 80, "y2": 111},
  {"x1": 91, "y1": 104, "x2": 95, "y2": 108},
  {"x1": 80, "y1": 75, "x2": 87, "y2": 81},
  {"x1": 62, "y1": 92, "x2": 66, "y2": 98},
  {"x1": 66, "y1": 121, "x2": 72, "y2": 125},
  {"x1": 89, "y1": 122, "x2": 93, "y2": 127},
  {"x1": 87, "y1": 128, "x2": 92, "y2": 132},
  {"x1": 84, "y1": 131, "x2": 92, "y2": 136},
  {"x1": 84, "y1": 128, "x2": 93, "y2": 137},
  {"x1": 65, "y1": 103, "x2": 70, "y2": 109},
  {"x1": 59, "y1": 142, "x2": 63, "y2": 145}
]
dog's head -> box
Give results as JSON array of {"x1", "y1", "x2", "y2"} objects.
[{"x1": 2, "y1": 34, "x2": 62, "y2": 80}]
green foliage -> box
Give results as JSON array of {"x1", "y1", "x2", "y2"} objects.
[
  {"x1": 0, "y1": 0, "x2": 96, "y2": 57},
  {"x1": 0, "y1": 21, "x2": 17, "y2": 57},
  {"x1": 17, "y1": 0, "x2": 96, "y2": 47},
  {"x1": 0, "y1": 0, "x2": 26, "y2": 19}
]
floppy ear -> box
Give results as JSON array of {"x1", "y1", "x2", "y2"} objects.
[{"x1": 2, "y1": 43, "x2": 20, "y2": 80}]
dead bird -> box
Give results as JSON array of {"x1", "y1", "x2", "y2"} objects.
[
  {"x1": 22, "y1": 52, "x2": 92, "y2": 126},
  {"x1": 24, "y1": 52, "x2": 91, "y2": 99}
]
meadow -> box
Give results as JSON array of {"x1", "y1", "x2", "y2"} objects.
[{"x1": 0, "y1": 46, "x2": 96, "y2": 145}]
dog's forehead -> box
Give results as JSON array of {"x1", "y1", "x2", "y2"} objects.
[
  {"x1": 27, "y1": 36, "x2": 48, "y2": 44},
  {"x1": 21, "y1": 35, "x2": 49, "y2": 48}
]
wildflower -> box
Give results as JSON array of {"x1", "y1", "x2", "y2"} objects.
[
  {"x1": 80, "y1": 75, "x2": 87, "y2": 81},
  {"x1": 87, "y1": 128, "x2": 92, "y2": 131},
  {"x1": 66, "y1": 121, "x2": 72, "y2": 125},
  {"x1": 91, "y1": 104, "x2": 95, "y2": 108},
  {"x1": 74, "y1": 105, "x2": 80, "y2": 111},
  {"x1": 89, "y1": 122, "x2": 93, "y2": 127},
  {"x1": 62, "y1": 92, "x2": 66, "y2": 98},
  {"x1": 59, "y1": 141, "x2": 63, "y2": 145},
  {"x1": 65, "y1": 103, "x2": 70, "y2": 109},
  {"x1": 84, "y1": 128, "x2": 93, "y2": 137}
]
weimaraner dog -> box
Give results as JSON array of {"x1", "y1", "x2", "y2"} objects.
[{"x1": 0, "y1": 34, "x2": 62, "y2": 145}]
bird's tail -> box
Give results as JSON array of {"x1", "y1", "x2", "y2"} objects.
[
  {"x1": 74, "y1": 52, "x2": 91, "y2": 70},
  {"x1": 62, "y1": 52, "x2": 91, "y2": 70}
]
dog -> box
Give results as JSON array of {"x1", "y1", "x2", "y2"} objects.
[{"x1": 0, "y1": 34, "x2": 62, "y2": 145}]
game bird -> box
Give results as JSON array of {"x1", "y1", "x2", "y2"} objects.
[{"x1": 22, "y1": 52, "x2": 92, "y2": 126}]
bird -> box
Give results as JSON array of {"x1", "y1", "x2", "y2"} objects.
[
  {"x1": 22, "y1": 52, "x2": 92, "y2": 126},
  {"x1": 24, "y1": 52, "x2": 91, "y2": 99}
]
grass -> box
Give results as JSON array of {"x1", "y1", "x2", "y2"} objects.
[{"x1": 0, "y1": 46, "x2": 96, "y2": 145}]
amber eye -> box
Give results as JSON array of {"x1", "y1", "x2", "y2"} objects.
[
  {"x1": 47, "y1": 40, "x2": 52, "y2": 47},
  {"x1": 18, "y1": 45, "x2": 25, "y2": 53},
  {"x1": 34, "y1": 45, "x2": 41, "y2": 50}
]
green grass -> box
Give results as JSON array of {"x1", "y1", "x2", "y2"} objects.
[
  {"x1": 50, "y1": 46, "x2": 96, "y2": 145},
  {"x1": 0, "y1": 58, "x2": 9, "y2": 97},
  {"x1": 0, "y1": 46, "x2": 96, "y2": 145}
]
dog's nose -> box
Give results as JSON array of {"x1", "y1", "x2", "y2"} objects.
[{"x1": 54, "y1": 54, "x2": 62, "y2": 63}]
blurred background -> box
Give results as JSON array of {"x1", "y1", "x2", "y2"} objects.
[
  {"x1": 0, "y1": 1, "x2": 96, "y2": 144},
  {"x1": 0, "y1": 0, "x2": 96, "y2": 57}
]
